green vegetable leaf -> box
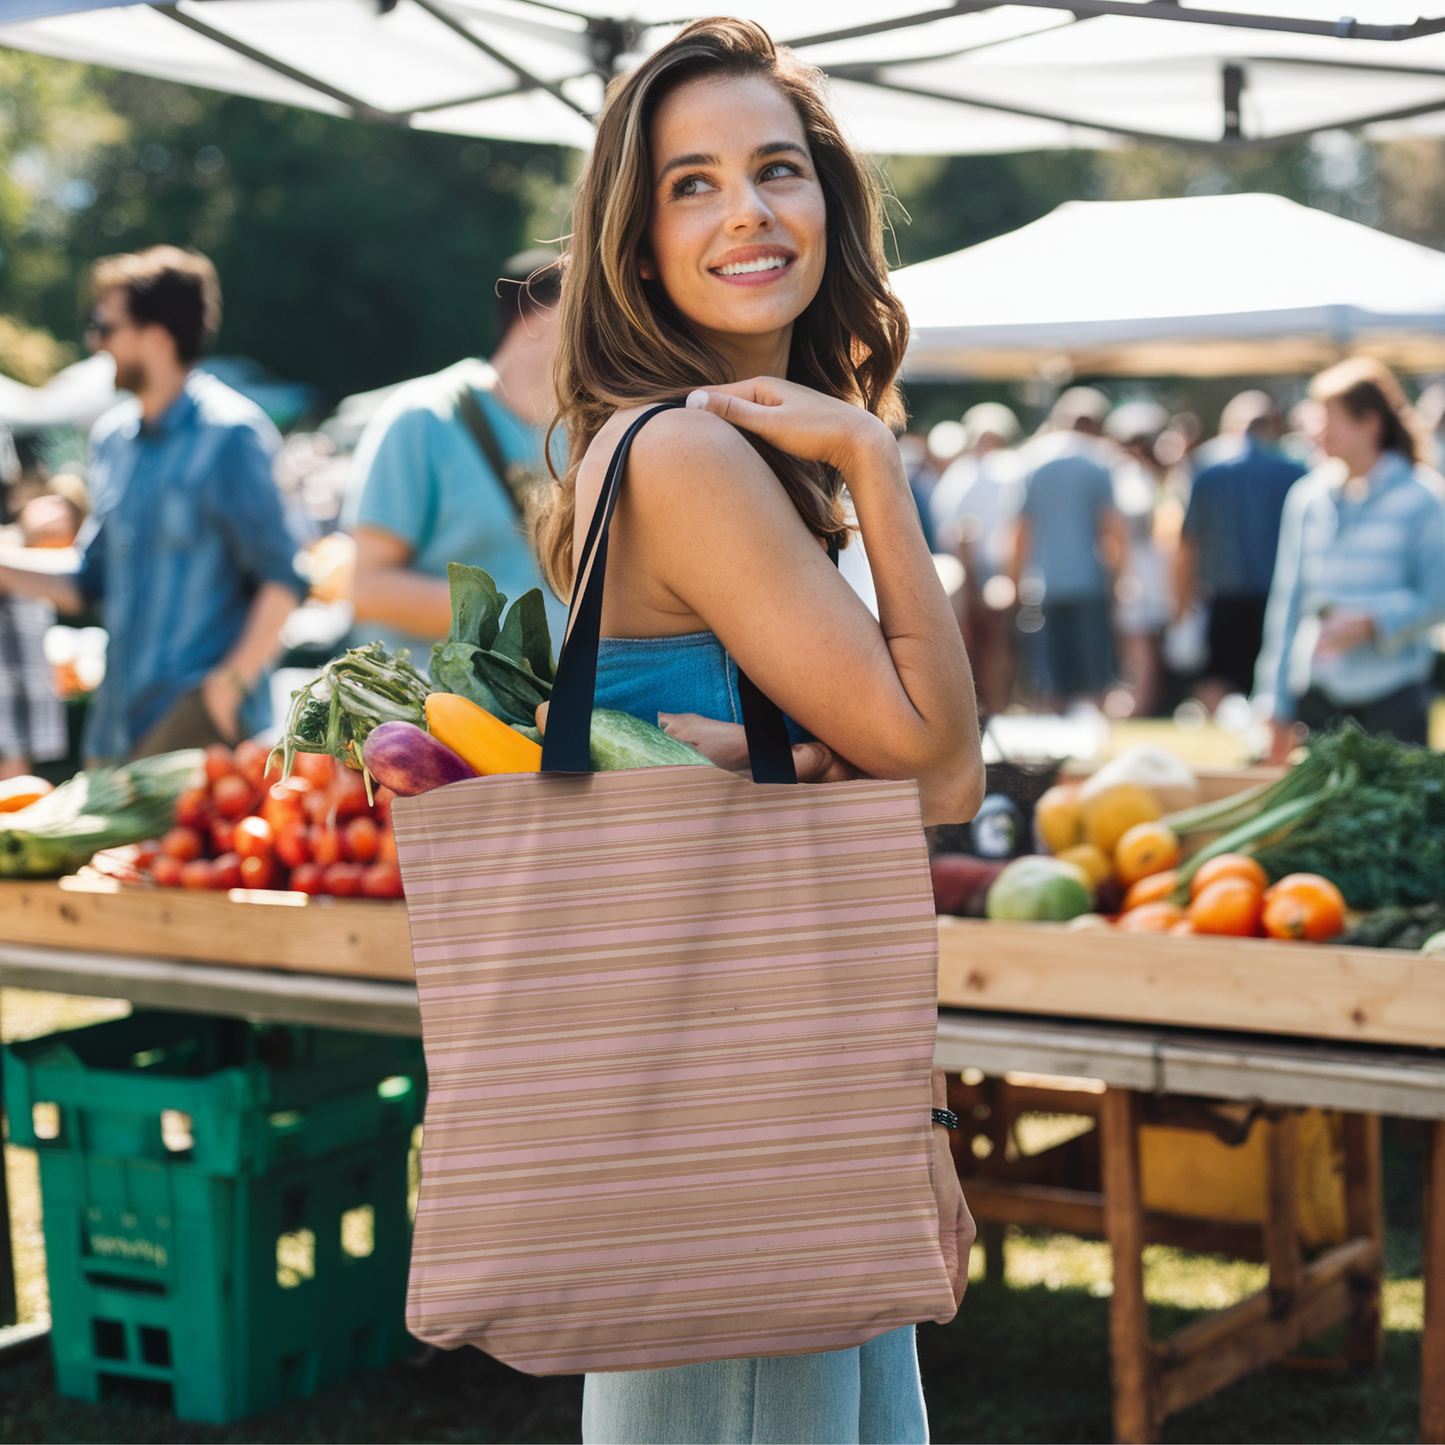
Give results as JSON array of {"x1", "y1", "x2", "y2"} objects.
[
  {"x1": 447, "y1": 562, "x2": 506, "y2": 651},
  {"x1": 495, "y1": 588, "x2": 556, "y2": 684},
  {"x1": 429, "y1": 640, "x2": 513, "y2": 719}
]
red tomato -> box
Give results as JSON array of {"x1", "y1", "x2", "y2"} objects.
[
  {"x1": 209, "y1": 817, "x2": 236, "y2": 856},
  {"x1": 274, "y1": 821, "x2": 311, "y2": 870},
  {"x1": 135, "y1": 839, "x2": 161, "y2": 870},
  {"x1": 212, "y1": 774, "x2": 255, "y2": 820},
  {"x1": 344, "y1": 816, "x2": 379, "y2": 865},
  {"x1": 323, "y1": 862, "x2": 364, "y2": 897},
  {"x1": 152, "y1": 854, "x2": 184, "y2": 887},
  {"x1": 302, "y1": 785, "x2": 331, "y2": 823},
  {"x1": 233, "y1": 816, "x2": 274, "y2": 860},
  {"x1": 330, "y1": 768, "x2": 370, "y2": 823},
  {"x1": 239, "y1": 853, "x2": 277, "y2": 890},
  {"x1": 161, "y1": 826, "x2": 204, "y2": 862},
  {"x1": 310, "y1": 825, "x2": 344, "y2": 868},
  {"x1": 370, "y1": 786, "x2": 395, "y2": 827},
  {"x1": 289, "y1": 861, "x2": 325, "y2": 895},
  {"x1": 211, "y1": 852, "x2": 243, "y2": 890},
  {"x1": 175, "y1": 787, "x2": 212, "y2": 829},
  {"x1": 261, "y1": 779, "x2": 308, "y2": 830},
  {"x1": 376, "y1": 828, "x2": 398, "y2": 865},
  {"x1": 180, "y1": 858, "x2": 216, "y2": 890},
  {"x1": 233, "y1": 738, "x2": 272, "y2": 788},
  {"x1": 361, "y1": 862, "x2": 404, "y2": 899},
  {"x1": 293, "y1": 752, "x2": 335, "y2": 788},
  {"x1": 203, "y1": 743, "x2": 237, "y2": 785}
]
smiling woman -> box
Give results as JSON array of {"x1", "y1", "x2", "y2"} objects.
[{"x1": 528, "y1": 18, "x2": 985, "y2": 1445}]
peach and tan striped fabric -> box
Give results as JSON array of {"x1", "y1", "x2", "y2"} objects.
[{"x1": 391, "y1": 762, "x2": 953, "y2": 1376}]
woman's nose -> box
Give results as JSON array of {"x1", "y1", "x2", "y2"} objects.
[{"x1": 726, "y1": 183, "x2": 774, "y2": 231}]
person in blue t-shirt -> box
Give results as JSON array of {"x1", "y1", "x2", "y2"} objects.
[
  {"x1": 344, "y1": 251, "x2": 569, "y2": 666},
  {"x1": 0, "y1": 246, "x2": 304, "y2": 761},
  {"x1": 1176, "y1": 391, "x2": 1306, "y2": 703}
]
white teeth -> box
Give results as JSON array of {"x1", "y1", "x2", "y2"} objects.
[{"x1": 716, "y1": 256, "x2": 789, "y2": 276}]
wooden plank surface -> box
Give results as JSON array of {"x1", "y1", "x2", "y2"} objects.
[
  {"x1": 0, "y1": 880, "x2": 415, "y2": 981},
  {"x1": 939, "y1": 916, "x2": 1445, "y2": 1050}
]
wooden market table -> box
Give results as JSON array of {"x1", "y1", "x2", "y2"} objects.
[{"x1": 5, "y1": 878, "x2": 1445, "y2": 1441}]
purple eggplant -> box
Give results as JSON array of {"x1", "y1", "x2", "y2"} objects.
[{"x1": 362, "y1": 720, "x2": 476, "y2": 795}]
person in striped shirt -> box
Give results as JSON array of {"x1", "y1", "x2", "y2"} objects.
[{"x1": 1256, "y1": 358, "x2": 1445, "y2": 760}]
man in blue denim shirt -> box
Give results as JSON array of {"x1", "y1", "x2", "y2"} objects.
[
  {"x1": 1256, "y1": 359, "x2": 1445, "y2": 759},
  {"x1": 0, "y1": 248, "x2": 303, "y2": 760}
]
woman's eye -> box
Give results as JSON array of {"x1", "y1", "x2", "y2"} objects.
[
  {"x1": 671, "y1": 173, "x2": 715, "y2": 198},
  {"x1": 759, "y1": 161, "x2": 800, "y2": 182}
]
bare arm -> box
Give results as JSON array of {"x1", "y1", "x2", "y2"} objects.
[
  {"x1": 597, "y1": 383, "x2": 983, "y2": 825},
  {"x1": 1099, "y1": 506, "x2": 1130, "y2": 580},
  {"x1": 1173, "y1": 536, "x2": 1197, "y2": 623},
  {"x1": 202, "y1": 580, "x2": 300, "y2": 741},
  {"x1": 1009, "y1": 515, "x2": 1031, "y2": 588},
  {"x1": 349, "y1": 525, "x2": 452, "y2": 640},
  {"x1": 0, "y1": 546, "x2": 83, "y2": 614}
]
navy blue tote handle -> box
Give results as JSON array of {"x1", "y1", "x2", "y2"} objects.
[{"x1": 540, "y1": 404, "x2": 797, "y2": 783}]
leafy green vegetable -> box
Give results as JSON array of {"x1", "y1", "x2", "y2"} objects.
[
  {"x1": 1168, "y1": 725, "x2": 1445, "y2": 910},
  {"x1": 0, "y1": 750, "x2": 203, "y2": 878},
  {"x1": 276, "y1": 642, "x2": 431, "y2": 787},
  {"x1": 428, "y1": 563, "x2": 556, "y2": 727}
]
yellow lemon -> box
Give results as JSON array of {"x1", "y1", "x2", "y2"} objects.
[
  {"x1": 1056, "y1": 842, "x2": 1113, "y2": 890},
  {"x1": 1033, "y1": 783, "x2": 1083, "y2": 854},
  {"x1": 1081, "y1": 782, "x2": 1162, "y2": 856}
]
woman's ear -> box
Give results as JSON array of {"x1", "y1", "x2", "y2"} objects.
[{"x1": 639, "y1": 254, "x2": 657, "y2": 280}]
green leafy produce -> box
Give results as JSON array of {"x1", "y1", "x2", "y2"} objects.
[
  {"x1": 1167, "y1": 725, "x2": 1445, "y2": 910},
  {"x1": 276, "y1": 642, "x2": 431, "y2": 784},
  {"x1": 986, "y1": 856, "x2": 1093, "y2": 922},
  {"x1": 1339, "y1": 902, "x2": 1445, "y2": 951},
  {"x1": 0, "y1": 750, "x2": 202, "y2": 878},
  {"x1": 429, "y1": 563, "x2": 554, "y2": 728}
]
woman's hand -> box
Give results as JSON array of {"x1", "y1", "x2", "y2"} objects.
[
  {"x1": 658, "y1": 713, "x2": 866, "y2": 784},
  {"x1": 932, "y1": 1070, "x2": 973, "y2": 1313},
  {"x1": 685, "y1": 377, "x2": 892, "y2": 478}
]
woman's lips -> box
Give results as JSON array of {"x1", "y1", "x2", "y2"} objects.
[{"x1": 709, "y1": 255, "x2": 796, "y2": 287}]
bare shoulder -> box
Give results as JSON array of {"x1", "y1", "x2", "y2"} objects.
[{"x1": 580, "y1": 405, "x2": 763, "y2": 510}]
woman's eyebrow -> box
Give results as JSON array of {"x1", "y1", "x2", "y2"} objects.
[{"x1": 657, "y1": 140, "x2": 807, "y2": 182}]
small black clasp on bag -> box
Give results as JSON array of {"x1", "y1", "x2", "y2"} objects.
[{"x1": 541, "y1": 403, "x2": 797, "y2": 784}]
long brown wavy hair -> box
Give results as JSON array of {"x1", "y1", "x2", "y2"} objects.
[{"x1": 534, "y1": 16, "x2": 909, "y2": 598}]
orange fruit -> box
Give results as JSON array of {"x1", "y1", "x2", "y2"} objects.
[
  {"x1": 1189, "y1": 853, "x2": 1268, "y2": 900},
  {"x1": 1081, "y1": 783, "x2": 1162, "y2": 856},
  {"x1": 1114, "y1": 822, "x2": 1181, "y2": 886},
  {"x1": 1261, "y1": 873, "x2": 1346, "y2": 942},
  {"x1": 1122, "y1": 870, "x2": 1179, "y2": 912},
  {"x1": 1116, "y1": 900, "x2": 1186, "y2": 933},
  {"x1": 1188, "y1": 877, "x2": 1264, "y2": 936}
]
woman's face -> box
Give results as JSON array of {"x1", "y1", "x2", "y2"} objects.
[
  {"x1": 645, "y1": 73, "x2": 827, "y2": 368},
  {"x1": 1319, "y1": 396, "x2": 1382, "y2": 470}
]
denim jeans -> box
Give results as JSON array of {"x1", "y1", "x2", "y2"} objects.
[{"x1": 580, "y1": 1326, "x2": 927, "y2": 1445}]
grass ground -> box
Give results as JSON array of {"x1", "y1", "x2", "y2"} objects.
[{"x1": 2, "y1": 987, "x2": 1430, "y2": 1442}]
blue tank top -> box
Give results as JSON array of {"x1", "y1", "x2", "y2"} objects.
[{"x1": 595, "y1": 631, "x2": 812, "y2": 744}]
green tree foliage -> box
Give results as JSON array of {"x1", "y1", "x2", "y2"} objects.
[{"x1": 1, "y1": 61, "x2": 573, "y2": 399}]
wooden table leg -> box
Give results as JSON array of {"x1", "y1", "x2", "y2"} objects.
[
  {"x1": 1423, "y1": 1120, "x2": 1445, "y2": 1444},
  {"x1": 1342, "y1": 1113, "x2": 1383, "y2": 1368},
  {"x1": 1264, "y1": 1111, "x2": 1302, "y2": 1316},
  {"x1": 0, "y1": 985, "x2": 14, "y2": 1328},
  {"x1": 1101, "y1": 1087, "x2": 1154, "y2": 1444}
]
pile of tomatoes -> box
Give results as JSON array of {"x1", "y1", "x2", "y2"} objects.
[
  {"x1": 1113, "y1": 853, "x2": 1346, "y2": 940},
  {"x1": 143, "y1": 741, "x2": 404, "y2": 899}
]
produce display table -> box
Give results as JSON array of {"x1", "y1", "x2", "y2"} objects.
[{"x1": 5, "y1": 878, "x2": 1445, "y2": 1440}]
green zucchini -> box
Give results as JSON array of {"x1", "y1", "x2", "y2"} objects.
[{"x1": 589, "y1": 709, "x2": 710, "y2": 770}]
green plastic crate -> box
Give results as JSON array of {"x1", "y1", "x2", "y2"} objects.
[{"x1": 4, "y1": 1012, "x2": 425, "y2": 1424}]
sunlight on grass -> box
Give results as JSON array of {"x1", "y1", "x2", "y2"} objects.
[{"x1": 1014, "y1": 1112, "x2": 1095, "y2": 1157}]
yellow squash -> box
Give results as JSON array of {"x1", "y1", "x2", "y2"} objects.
[{"x1": 425, "y1": 694, "x2": 543, "y2": 776}]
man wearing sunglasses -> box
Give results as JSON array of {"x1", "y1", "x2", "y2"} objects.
[{"x1": 0, "y1": 246, "x2": 303, "y2": 761}]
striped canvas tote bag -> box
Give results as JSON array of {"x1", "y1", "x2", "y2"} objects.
[{"x1": 392, "y1": 405, "x2": 954, "y2": 1375}]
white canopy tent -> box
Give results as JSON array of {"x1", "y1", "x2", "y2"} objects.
[
  {"x1": 890, "y1": 191, "x2": 1445, "y2": 378},
  {"x1": 1, "y1": 0, "x2": 1444, "y2": 154}
]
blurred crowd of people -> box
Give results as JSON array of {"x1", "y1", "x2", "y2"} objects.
[
  {"x1": 909, "y1": 363, "x2": 1445, "y2": 756},
  {"x1": 0, "y1": 240, "x2": 1441, "y2": 775}
]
